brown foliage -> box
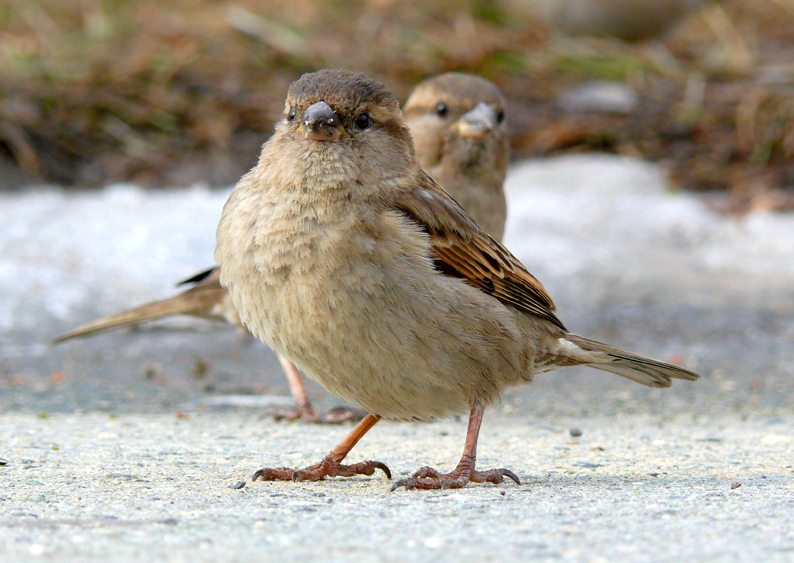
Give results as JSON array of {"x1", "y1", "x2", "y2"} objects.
[{"x1": 1, "y1": 0, "x2": 793, "y2": 212}]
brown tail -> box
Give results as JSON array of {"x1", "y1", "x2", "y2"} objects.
[
  {"x1": 53, "y1": 286, "x2": 229, "y2": 343},
  {"x1": 563, "y1": 333, "x2": 700, "y2": 388}
]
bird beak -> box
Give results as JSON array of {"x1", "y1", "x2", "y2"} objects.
[
  {"x1": 455, "y1": 102, "x2": 497, "y2": 139},
  {"x1": 300, "y1": 101, "x2": 344, "y2": 142}
]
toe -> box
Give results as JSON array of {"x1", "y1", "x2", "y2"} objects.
[
  {"x1": 252, "y1": 467, "x2": 295, "y2": 481},
  {"x1": 390, "y1": 477, "x2": 415, "y2": 492}
]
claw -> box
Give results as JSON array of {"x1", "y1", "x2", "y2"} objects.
[
  {"x1": 501, "y1": 469, "x2": 521, "y2": 485},
  {"x1": 371, "y1": 461, "x2": 392, "y2": 480},
  {"x1": 390, "y1": 478, "x2": 412, "y2": 492},
  {"x1": 470, "y1": 468, "x2": 521, "y2": 485}
]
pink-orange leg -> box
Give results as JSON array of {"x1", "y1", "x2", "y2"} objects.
[
  {"x1": 253, "y1": 414, "x2": 390, "y2": 482},
  {"x1": 391, "y1": 402, "x2": 520, "y2": 490},
  {"x1": 268, "y1": 355, "x2": 367, "y2": 424}
]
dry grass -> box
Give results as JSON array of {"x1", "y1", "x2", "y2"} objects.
[{"x1": 1, "y1": 0, "x2": 793, "y2": 211}]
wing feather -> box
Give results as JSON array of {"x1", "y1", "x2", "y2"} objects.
[{"x1": 392, "y1": 172, "x2": 565, "y2": 330}]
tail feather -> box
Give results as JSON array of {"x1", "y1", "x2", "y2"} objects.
[
  {"x1": 176, "y1": 266, "x2": 219, "y2": 287},
  {"x1": 53, "y1": 287, "x2": 229, "y2": 343},
  {"x1": 562, "y1": 333, "x2": 700, "y2": 388}
]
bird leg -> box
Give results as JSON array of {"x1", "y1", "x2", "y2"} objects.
[
  {"x1": 267, "y1": 355, "x2": 321, "y2": 422},
  {"x1": 252, "y1": 414, "x2": 391, "y2": 482},
  {"x1": 267, "y1": 355, "x2": 368, "y2": 424},
  {"x1": 391, "y1": 402, "x2": 520, "y2": 490}
]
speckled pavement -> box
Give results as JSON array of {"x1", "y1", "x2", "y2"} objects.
[{"x1": 2, "y1": 156, "x2": 793, "y2": 562}]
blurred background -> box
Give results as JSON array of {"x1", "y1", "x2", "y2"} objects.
[
  {"x1": 1, "y1": 1, "x2": 794, "y2": 416},
  {"x1": 1, "y1": 0, "x2": 793, "y2": 213}
]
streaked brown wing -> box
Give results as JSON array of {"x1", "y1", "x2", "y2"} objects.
[{"x1": 393, "y1": 173, "x2": 566, "y2": 330}]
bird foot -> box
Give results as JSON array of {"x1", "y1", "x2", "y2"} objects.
[
  {"x1": 322, "y1": 406, "x2": 368, "y2": 424},
  {"x1": 267, "y1": 404, "x2": 321, "y2": 423},
  {"x1": 266, "y1": 405, "x2": 367, "y2": 424},
  {"x1": 391, "y1": 465, "x2": 520, "y2": 491},
  {"x1": 253, "y1": 456, "x2": 391, "y2": 483}
]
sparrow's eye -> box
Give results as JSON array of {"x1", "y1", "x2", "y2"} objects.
[
  {"x1": 354, "y1": 112, "x2": 371, "y2": 130},
  {"x1": 496, "y1": 109, "x2": 505, "y2": 124},
  {"x1": 287, "y1": 107, "x2": 296, "y2": 121},
  {"x1": 435, "y1": 102, "x2": 449, "y2": 118}
]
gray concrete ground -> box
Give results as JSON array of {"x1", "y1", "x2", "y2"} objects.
[
  {"x1": 2, "y1": 409, "x2": 792, "y2": 563},
  {"x1": 2, "y1": 156, "x2": 793, "y2": 562}
]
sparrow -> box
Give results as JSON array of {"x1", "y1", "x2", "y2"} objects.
[
  {"x1": 403, "y1": 72, "x2": 508, "y2": 240},
  {"x1": 214, "y1": 69, "x2": 700, "y2": 490},
  {"x1": 53, "y1": 73, "x2": 513, "y2": 424}
]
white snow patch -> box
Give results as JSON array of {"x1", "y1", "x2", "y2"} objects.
[
  {"x1": 503, "y1": 155, "x2": 794, "y2": 299},
  {"x1": 1, "y1": 154, "x2": 793, "y2": 349}
]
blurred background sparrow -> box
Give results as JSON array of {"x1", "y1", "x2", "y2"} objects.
[{"x1": 403, "y1": 73, "x2": 509, "y2": 240}]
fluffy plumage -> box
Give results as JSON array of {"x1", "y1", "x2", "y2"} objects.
[{"x1": 215, "y1": 69, "x2": 699, "y2": 428}]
